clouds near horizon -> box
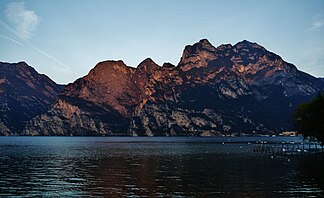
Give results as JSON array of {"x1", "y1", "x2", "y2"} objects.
[{"x1": 5, "y1": 2, "x2": 39, "y2": 39}]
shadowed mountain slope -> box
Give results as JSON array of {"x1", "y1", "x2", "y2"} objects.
[
  {"x1": 23, "y1": 39, "x2": 324, "y2": 136},
  {"x1": 0, "y1": 61, "x2": 64, "y2": 135}
]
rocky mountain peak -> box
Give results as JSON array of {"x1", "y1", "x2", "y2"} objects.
[
  {"x1": 62, "y1": 59, "x2": 141, "y2": 120},
  {"x1": 19, "y1": 39, "x2": 324, "y2": 136},
  {"x1": 197, "y1": 39, "x2": 217, "y2": 52},
  {"x1": 0, "y1": 61, "x2": 64, "y2": 135},
  {"x1": 85, "y1": 60, "x2": 130, "y2": 82},
  {"x1": 235, "y1": 40, "x2": 263, "y2": 49},
  {"x1": 16, "y1": 61, "x2": 28, "y2": 66},
  {"x1": 216, "y1": 44, "x2": 233, "y2": 51},
  {"x1": 183, "y1": 39, "x2": 217, "y2": 55},
  {"x1": 2, "y1": 61, "x2": 33, "y2": 74},
  {"x1": 226, "y1": 40, "x2": 286, "y2": 76},
  {"x1": 94, "y1": 60, "x2": 127, "y2": 70},
  {"x1": 162, "y1": 62, "x2": 175, "y2": 69},
  {"x1": 137, "y1": 58, "x2": 160, "y2": 75},
  {"x1": 138, "y1": 58, "x2": 157, "y2": 67},
  {"x1": 178, "y1": 39, "x2": 217, "y2": 71},
  {"x1": 233, "y1": 40, "x2": 276, "y2": 59}
]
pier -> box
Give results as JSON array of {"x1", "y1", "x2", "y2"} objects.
[{"x1": 253, "y1": 141, "x2": 324, "y2": 156}]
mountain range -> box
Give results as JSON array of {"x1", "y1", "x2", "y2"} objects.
[
  {"x1": 0, "y1": 62, "x2": 64, "y2": 135},
  {"x1": 1, "y1": 39, "x2": 324, "y2": 136}
]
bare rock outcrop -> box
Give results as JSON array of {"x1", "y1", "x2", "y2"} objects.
[
  {"x1": 0, "y1": 61, "x2": 64, "y2": 135},
  {"x1": 23, "y1": 39, "x2": 324, "y2": 136}
]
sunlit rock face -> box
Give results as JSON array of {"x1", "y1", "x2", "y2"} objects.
[
  {"x1": 24, "y1": 39, "x2": 324, "y2": 136},
  {"x1": 0, "y1": 61, "x2": 64, "y2": 135}
]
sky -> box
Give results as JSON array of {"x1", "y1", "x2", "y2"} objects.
[{"x1": 0, "y1": 0, "x2": 324, "y2": 84}]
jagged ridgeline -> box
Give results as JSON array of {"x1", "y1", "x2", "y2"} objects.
[
  {"x1": 0, "y1": 62, "x2": 64, "y2": 135},
  {"x1": 2, "y1": 39, "x2": 324, "y2": 136}
]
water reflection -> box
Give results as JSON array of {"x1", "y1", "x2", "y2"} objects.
[{"x1": 0, "y1": 137, "x2": 323, "y2": 197}]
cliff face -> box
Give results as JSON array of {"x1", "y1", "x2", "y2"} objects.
[
  {"x1": 23, "y1": 39, "x2": 324, "y2": 136},
  {"x1": 24, "y1": 61, "x2": 139, "y2": 135},
  {"x1": 0, "y1": 61, "x2": 64, "y2": 135},
  {"x1": 130, "y1": 40, "x2": 324, "y2": 136}
]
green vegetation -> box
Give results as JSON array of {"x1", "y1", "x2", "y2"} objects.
[{"x1": 295, "y1": 93, "x2": 324, "y2": 145}]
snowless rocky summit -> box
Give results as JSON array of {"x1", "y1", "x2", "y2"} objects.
[{"x1": 5, "y1": 39, "x2": 324, "y2": 136}]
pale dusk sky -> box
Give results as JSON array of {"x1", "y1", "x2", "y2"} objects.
[{"x1": 1, "y1": 0, "x2": 324, "y2": 84}]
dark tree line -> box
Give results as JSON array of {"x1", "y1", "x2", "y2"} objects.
[{"x1": 295, "y1": 93, "x2": 324, "y2": 145}]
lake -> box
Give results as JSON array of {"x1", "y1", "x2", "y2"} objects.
[{"x1": 0, "y1": 136, "x2": 323, "y2": 197}]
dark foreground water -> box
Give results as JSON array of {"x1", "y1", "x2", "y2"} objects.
[{"x1": 0, "y1": 137, "x2": 323, "y2": 197}]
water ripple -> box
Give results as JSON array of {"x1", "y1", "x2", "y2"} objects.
[{"x1": 0, "y1": 136, "x2": 323, "y2": 197}]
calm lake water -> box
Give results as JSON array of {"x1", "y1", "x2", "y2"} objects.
[{"x1": 0, "y1": 136, "x2": 323, "y2": 197}]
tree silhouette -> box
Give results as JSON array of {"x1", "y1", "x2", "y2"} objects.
[{"x1": 295, "y1": 93, "x2": 324, "y2": 145}]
